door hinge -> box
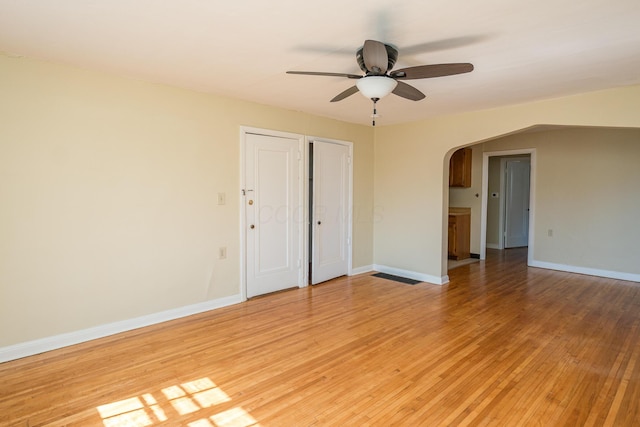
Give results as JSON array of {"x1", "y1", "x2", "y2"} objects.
[
  {"x1": 297, "y1": 151, "x2": 302, "y2": 161},
  {"x1": 348, "y1": 156, "x2": 352, "y2": 164}
]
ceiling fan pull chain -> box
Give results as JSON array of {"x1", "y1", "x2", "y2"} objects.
[{"x1": 372, "y1": 97, "x2": 379, "y2": 126}]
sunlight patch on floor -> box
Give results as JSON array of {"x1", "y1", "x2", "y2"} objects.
[
  {"x1": 97, "y1": 377, "x2": 259, "y2": 427},
  {"x1": 98, "y1": 397, "x2": 153, "y2": 427}
]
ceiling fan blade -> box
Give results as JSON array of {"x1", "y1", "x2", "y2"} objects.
[
  {"x1": 390, "y1": 63, "x2": 474, "y2": 80},
  {"x1": 363, "y1": 40, "x2": 388, "y2": 74},
  {"x1": 401, "y1": 36, "x2": 487, "y2": 56},
  {"x1": 287, "y1": 71, "x2": 361, "y2": 79},
  {"x1": 330, "y1": 85, "x2": 360, "y2": 102},
  {"x1": 392, "y1": 81, "x2": 426, "y2": 101}
]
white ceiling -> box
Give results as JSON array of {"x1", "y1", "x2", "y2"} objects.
[{"x1": 2, "y1": 0, "x2": 640, "y2": 126}]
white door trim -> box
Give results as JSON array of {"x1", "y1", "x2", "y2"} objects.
[
  {"x1": 240, "y1": 126, "x2": 305, "y2": 301},
  {"x1": 305, "y1": 136, "x2": 353, "y2": 284},
  {"x1": 480, "y1": 148, "x2": 536, "y2": 265}
]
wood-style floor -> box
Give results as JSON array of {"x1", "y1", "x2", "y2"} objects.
[{"x1": 2, "y1": 248, "x2": 640, "y2": 426}]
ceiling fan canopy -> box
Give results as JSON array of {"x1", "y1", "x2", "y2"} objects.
[{"x1": 287, "y1": 39, "x2": 474, "y2": 124}]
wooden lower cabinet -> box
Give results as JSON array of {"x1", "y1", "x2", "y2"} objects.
[{"x1": 448, "y1": 208, "x2": 471, "y2": 260}]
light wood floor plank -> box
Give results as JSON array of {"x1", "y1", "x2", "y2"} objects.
[{"x1": 1, "y1": 248, "x2": 640, "y2": 426}]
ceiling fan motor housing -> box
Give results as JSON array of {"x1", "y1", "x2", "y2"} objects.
[{"x1": 356, "y1": 44, "x2": 398, "y2": 74}]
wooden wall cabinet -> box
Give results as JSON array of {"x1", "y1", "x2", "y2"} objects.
[
  {"x1": 449, "y1": 147, "x2": 472, "y2": 187},
  {"x1": 448, "y1": 208, "x2": 471, "y2": 260}
]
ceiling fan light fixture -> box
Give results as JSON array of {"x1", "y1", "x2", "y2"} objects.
[{"x1": 356, "y1": 76, "x2": 397, "y2": 99}]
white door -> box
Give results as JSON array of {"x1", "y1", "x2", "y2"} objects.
[
  {"x1": 311, "y1": 141, "x2": 349, "y2": 284},
  {"x1": 504, "y1": 157, "x2": 531, "y2": 248},
  {"x1": 245, "y1": 133, "x2": 303, "y2": 298}
]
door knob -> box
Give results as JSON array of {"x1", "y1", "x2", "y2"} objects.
[
  {"x1": 317, "y1": 221, "x2": 321, "y2": 225},
  {"x1": 250, "y1": 224, "x2": 255, "y2": 229}
]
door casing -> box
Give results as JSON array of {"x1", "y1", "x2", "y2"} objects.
[{"x1": 479, "y1": 148, "x2": 536, "y2": 264}]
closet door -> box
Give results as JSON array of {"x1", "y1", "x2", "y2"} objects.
[
  {"x1": 311, "y1": 141, "x2": 349, "y2": 284},
  {"x1": 245, "y1": 133, "x2": 303, "y2": 297}
]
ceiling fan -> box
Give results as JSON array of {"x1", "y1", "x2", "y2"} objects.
[{"x1": 287, "y1": 39, "x2": 474, "y2": 125}]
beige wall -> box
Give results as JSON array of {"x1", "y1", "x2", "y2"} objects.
[
  {"x1": 0, "y1": 55, "x2": 374, "y2": 347},
  {"x1": 374, "y1": 85, "x2": 640, "y2": 281},
  {"x1": 483, "y1": 128, "x2": 640, "y2": 274}
]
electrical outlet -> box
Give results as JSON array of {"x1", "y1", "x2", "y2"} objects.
[
  {"x1": 217, "y1": 192, "x2": 226, "y2": 205},
  {"x1": 219, "y1": 247, "x2": 227, "y2": 259}
]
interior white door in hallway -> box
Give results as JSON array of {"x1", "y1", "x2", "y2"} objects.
[
  {"x1": 311, "y1": 141, "x2": 350, "y2": 285},
  {"x1": 244, "y1": 132, "x2": 303, "y2": 298},
  {"x1": 504, "y1": 157, "x2": 531, "y2": 248}
]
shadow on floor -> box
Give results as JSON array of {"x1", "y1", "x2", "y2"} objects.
[{"x1": 448, "y1": 257, "x2": 479, "y2": 271}]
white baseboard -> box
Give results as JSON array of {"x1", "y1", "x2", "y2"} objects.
[
  {"x1": 373, "y1": 264, "x2": 449, "y2": 285},
  {"x1": 529, "y1": 260, "x2": 640, "y2": 283},
  {"x1": 0, "y1": 294, "x2": 242, "y2": 363},
  {"x1": 486, "y1": 243, "x2": 501, "y2": 250},
  {"x1": 350, "y1": 265, "x2": 374, "y2": 275}
]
